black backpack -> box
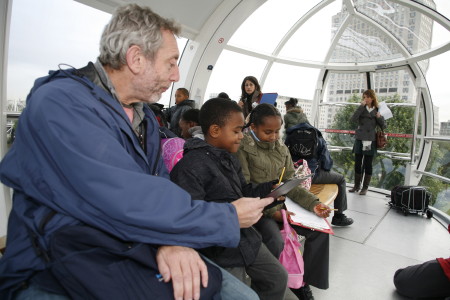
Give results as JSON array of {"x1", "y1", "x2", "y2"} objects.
[{"x1": 285, "y1": 127, "x2": 319, "y2": 160}]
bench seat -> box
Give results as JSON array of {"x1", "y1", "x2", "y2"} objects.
[{"x1": 310, "y1": 184, "x2": 338, "y2": 206}]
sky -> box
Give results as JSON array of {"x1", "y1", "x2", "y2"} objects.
[{"x1": 6, "y1": 0, "x2": 450, "y2": 123}]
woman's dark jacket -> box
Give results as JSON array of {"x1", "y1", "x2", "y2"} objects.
[
  {"x1": 351, "y1": 105, "x2": 386, "y2": 141},
  {"x1": 241, "y1": 91, "x2": 262, "y2": 118},
  {"x1": 170, "y1": 138, "x2": 273, "y2": 268}
]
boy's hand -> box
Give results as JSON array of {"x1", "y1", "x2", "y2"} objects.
[{"x1": 232, "y1": 197, "x2": 274, "y2": 228}]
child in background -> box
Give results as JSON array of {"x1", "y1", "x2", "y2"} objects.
[
  {"x1": 178, "y1": 108, "x2": 203, "y2": 139},
  {"x1": 236, "y1": 103, "x2": 331, "y2": 300},
  {"x1": 170, "y1": 98, "x2": 296, "y2": 300}
]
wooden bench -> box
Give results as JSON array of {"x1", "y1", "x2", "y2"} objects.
[{"x1": 310, "y1": 184, "x2": 338, "y2": 206}]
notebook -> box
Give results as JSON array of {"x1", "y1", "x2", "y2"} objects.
[{"x1": 259, "y1": 93, "x2": 278, "y2": 105}]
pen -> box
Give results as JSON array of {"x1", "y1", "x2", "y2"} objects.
[
  {"x1": 278, "y1": 167, "x2": 286, "y2": 185},
  {"x1": 155, "y1": 273, "x2": 164, "y2": 282},
  {"x1": 321, "y1": 207, "x2": 338, "y2": 211}
]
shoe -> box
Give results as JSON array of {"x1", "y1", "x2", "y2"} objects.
[
  {"x1": 292, "y1": 284, "x2": 314, "y2": 300},
  {"x1": 331, "y1": 214, "x2": 354, "y2": 226}
]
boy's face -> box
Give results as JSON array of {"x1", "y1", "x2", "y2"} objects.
[
  {"x1": 211, "y1": 111, "x2": 245, "y2": 153},
  {"x1": 175, "y1": 90, "x2": 188, "y2": 104},
  {"x1": 250, "y1": 115, "x2": 282, "y2": 143}
]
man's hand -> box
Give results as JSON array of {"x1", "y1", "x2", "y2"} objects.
[
  {"x1": 232, "y1": 197, "x2": 274, "y2": 228},
  {"x1": 156, "y1": 246, "x2": 208, "y2": 300}
]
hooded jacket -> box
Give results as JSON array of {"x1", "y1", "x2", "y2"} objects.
[
  {"x1": 284, "y1": 107, "x2": 309, "y2": 130},
  {"x1": 0, "y1": 63, "x2": 240, "y2": 297},
  {"x1": 285, "y1": 122, "x2": 333, "y2": 177},
  {"x1": 170, "y1": 137, "x2": 273, "y2": 268},
  {"x1": 236, "y1": 133, "x2": 320, "y2": 217}
]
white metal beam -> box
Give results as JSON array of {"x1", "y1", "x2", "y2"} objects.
[{"x1": 0, "y1": 0, "x2": 12, "y2": 239}]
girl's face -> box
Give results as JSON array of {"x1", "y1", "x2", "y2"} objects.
[
  {"x1": 244, "y1": 80, "x2": 256, "y2": 95},
  {"x1": 363, "y1": 94, "x2": 373, "y2": 106},
  {"x1": 250, "y1": 115, "x2": 282, "y2": 143}
]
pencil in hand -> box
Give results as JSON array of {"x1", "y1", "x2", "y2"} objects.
[{"x1": 277, "y1": 167, "x2": 286, "y2": 185}]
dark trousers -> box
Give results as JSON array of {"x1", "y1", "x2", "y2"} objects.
[
  {"x1": 255, "y1": 217, "x2": 329, "y2": 290},
  {"x1": 394, "y1": 259, "x2": 450, "y2": 299},
  {"x1": 225, "y1": 243, "x2": 290, "y2": 300},
  {"x1": 355, "y1": 153, "x2": 374, "y2": 176},
  {"x1": 312, "y1": 170, "x2": 347, "y2": 213}
]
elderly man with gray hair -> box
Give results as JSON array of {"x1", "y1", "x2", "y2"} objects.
[{"x1": 0, "y1": 4, "x2": 273, "y2": 300}]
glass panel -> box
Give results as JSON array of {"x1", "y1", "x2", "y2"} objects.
[
  {"x1": 372, "y1": 69, "x2": 416, "y2": 102},
  {"x1": 7, "y1": 0, "x2": 111, "y2": 110},
  {"x1": 426, "y1": 51, "x2": 450, "y2": 135},
  {"x1": 263, "y1": 63, "x2": 320, "y2": 100},
  {"x1": 418, "y1": 175, "x2": 450, "y2": 216},
  {"x1": 278, "y1": 0, "x2": 344, "y2": 62},
  {"x1": 204, "y1": 50, "x2": 267, "y2": 102},
  {"x1": 329, "y1": 14, "x2": 404, "y2": 63},
  {"x1": 322, "y1": 72, "x2": 367, "y2": 104},
  {"x1": 330, "y1": 150, "x2": 408, "y2": 190},
  {"x1": 433, "y1": 0, "x2": 450, "y2": 22},
  {"x1": 424, "y1": 140, "x2": 450, "y2": 177},
  {"x1": 228, "y1": 0, "x2": 321, "y2": 54},
  {"x1": 323, "y1": 88, "x2": 416, "y2": 188},
  {"x1": 355, "y1": 0, "x2": 434, "y2": 55},
  {"x1": 430, "y1": 18, "x2": 450, "y2": 49}
]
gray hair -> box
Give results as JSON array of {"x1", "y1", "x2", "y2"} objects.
[{"x1": 99, "y1": 4, "x2": 181, "y2": 69}]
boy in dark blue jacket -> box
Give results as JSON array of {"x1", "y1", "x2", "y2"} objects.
[{"x1": 171, "y1": 98, "x2": 295, "y2": 300}]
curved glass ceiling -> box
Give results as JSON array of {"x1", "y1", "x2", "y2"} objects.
[{"x1": 228, "y1": 0, "x2": 449, "y2": 65}]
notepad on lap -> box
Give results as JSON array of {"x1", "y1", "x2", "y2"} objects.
[{"x1": 284, "y1": 197, "x2": 334, "y2": 234}]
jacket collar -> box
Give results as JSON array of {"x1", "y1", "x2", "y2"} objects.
[
  {"x1": 246, "y1": 132, "x2": 278, "y2": 150},
  {"x1": 184, "y1": 137, "x2": 230, "y2": 159}
]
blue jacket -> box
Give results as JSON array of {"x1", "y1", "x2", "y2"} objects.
[
  {"x1": 0, "y1": 65, "x2": 240, "y2": 296},
  {"x1": 285, "y1": 123, "x2": 333, "y2": 176}
]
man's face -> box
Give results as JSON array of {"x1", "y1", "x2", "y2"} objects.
[{"x1": 136, "y1": 30, "x2": 180, "y2": 103}]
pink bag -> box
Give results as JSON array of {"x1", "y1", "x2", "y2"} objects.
[
  {"x1": 293, "y1": 159, "x2": 312, "y2": 190},
  {"x1": 279, "y1": 209, "x2": 304, "y2": 289},
  {"x1": 161, "y1": 138, "x2": 185, "y2": 172}
]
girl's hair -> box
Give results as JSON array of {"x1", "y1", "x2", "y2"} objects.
[
  {"x1": 285, "y1": 98, "x2": 298, "y2": 106},
  {"x1": 247, "y1": 103, "x2": 282, "y2": 127},
  {"x1": 176, "y1": 88, "x2": 190, "y2": 98},
  {"x1": 240, "y1": 76, "x2": 261, "y2": 101},
  {"x1": 362, "y1": 89, "x2": 379, "y2": 108}
]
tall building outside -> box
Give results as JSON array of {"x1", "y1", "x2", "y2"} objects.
[{"x1": 321, "y1": 0, "x2": 436, "y2": 131}]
